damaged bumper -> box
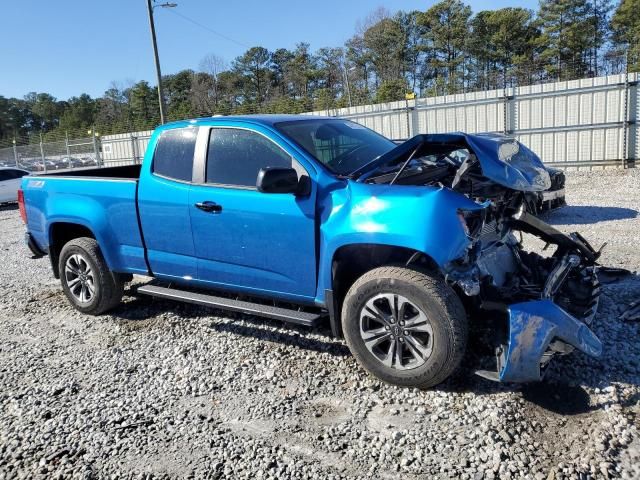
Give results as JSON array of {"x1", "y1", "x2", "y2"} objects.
[
  {"x1": 491, "y1": 300, "x2": 602, "y2": 382},
  {"x1": 452, "y1": 208, "x2": 603, "y2": 383}
]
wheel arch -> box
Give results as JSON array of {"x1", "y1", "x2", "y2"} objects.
[
  {"x1": 48, "y1": 222, "x2": 96, "y2": 278},
  {"x1": 327, "y1": 243, "x2": 439, "y2": 338}
]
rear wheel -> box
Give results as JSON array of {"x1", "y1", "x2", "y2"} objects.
[
  {"x1": 58, "y1": 237, "x2": 124, "y2": 315},
  {"x1": 341, "y1": 266, "x2": 467, "y2": 389}
]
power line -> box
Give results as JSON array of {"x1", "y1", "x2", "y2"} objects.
[{"x1": 164, "y1": 9, "x2": 251, "y2": 49}]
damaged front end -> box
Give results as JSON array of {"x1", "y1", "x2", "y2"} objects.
[
  {"x1": 358, "y1": 133, "x2": 602, "y2": 383},
  {"x1": 448, "y1": 206, "x2": 602, "y2": 382}
]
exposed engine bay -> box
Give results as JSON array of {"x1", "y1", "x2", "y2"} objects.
[{"x1": 357, "y1": 133, "x2": 602, "y2": 382}]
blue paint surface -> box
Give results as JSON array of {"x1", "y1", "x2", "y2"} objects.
[{"x1": 500, "y1": 300, "x2": 602, "y2": 382}]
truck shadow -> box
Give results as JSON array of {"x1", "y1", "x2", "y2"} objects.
[
  {"x1": 542, "y1": 205, "x2": 638, "y2": 225},
  {"x1": 113, "y1": 271, "x2": 639, "y2": 415},
  {"x1": 112, "y1": 294, "x2": 351, "y2": 358},
  {"x1": 0, "y1": 202, "x2": 18, "y2": 212}
]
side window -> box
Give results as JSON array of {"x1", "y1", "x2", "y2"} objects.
[
  {"x1": 0, "y1": 171, "x2": 9, "y2": 181},
  {"x1": 206, "y1": 128, "x2": 293, "y2": 187},
  {"x1": 152, "y1": 127, "x2": 197, "y2": 182}
]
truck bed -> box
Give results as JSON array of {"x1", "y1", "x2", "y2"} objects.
[
  {"x1": 22, "y1": 169, "x2": 148, "y2": 275},
  {"x1": 36, "y1": 164, "x2": 142, "y2": 179}
]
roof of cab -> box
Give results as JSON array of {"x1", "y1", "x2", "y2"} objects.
[{"x1": 161, "y1": 114, "x2": 335, "y2": 130}]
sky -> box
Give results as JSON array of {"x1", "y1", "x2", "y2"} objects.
[{"x1": 0, "y1": 0, "x2": 537, "y2": 101}]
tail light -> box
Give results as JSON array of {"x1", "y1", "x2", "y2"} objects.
[{"x1": 18, "y1": 189, "x2": 27, "y2": 223}]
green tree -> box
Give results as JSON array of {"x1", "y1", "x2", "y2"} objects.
[
  {"x1": 58, "y1": 94, "x2": 96, "y2": 132},
  {"x1": 467, "y1": 8, "x2": 540, "y2": 88},
  {"x1": 0, "y1": 96, "x2": 30, "y2": 141},
  {"x1": 128, "y1": 81, "x2": 159, "y2": 127},
  {"x1": 418, "y1": 0, "x2": 472, "y2": 94},
  {"x1": 25, "y1": 92, "x2": 63, "y2": 132},
  {"x1": 396, "y1": 11, "x2": 426, "y2": 93},
  {"x1": 536, "y1": 0, "x2": 595, "y2": 80},
  {"x1": 375, "y1": 79, "x2": 410, "y2": 103},
  {"x1": 315, "y1": 47, "x2": 345, "y2": 107},
  {"x1": 163, "y1": 70, "x2": 194, "y2": 120},
  {"x1": 233, "y1": 46, "x2": 272, "y2": 107},
  {"x1": 293, "y1": 43, "x2": 318, "y2": 102},
  {"x1": 610, "y1": 0, "x2": 640, "y2": 70},
  {"x1": 589, "y1": 0, "x2": 614, "y2": 75},
  {"x1": 362, "y1": 15, "x2": 407, "y2": 85},
  {"x1": 270, "y1": 48, "x2": 295, "y2": 97}
]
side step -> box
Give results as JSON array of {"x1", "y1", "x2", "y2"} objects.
[{"x1": 137, "y1": 284, "x2": 323, "y2": 327}]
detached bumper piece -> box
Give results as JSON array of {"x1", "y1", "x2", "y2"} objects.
[{"x1": 498, "y1": 300, "x2": 602, "y2": 382}]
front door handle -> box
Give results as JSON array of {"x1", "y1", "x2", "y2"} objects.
[{"x1": 195, "y1": 201, "x2": 222, "y2": 213}]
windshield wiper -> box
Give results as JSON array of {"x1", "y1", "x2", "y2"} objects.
[{"x1": 346, "y1": 154, "x2": 384, "y2": 179}]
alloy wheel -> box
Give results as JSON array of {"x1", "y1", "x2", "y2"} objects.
[
  {"x1": 359, "y1": 293, "x2": 433, "y2": 370},
  {"x1": 64, "y1": 254, "x2": 96, "y2": 304}
]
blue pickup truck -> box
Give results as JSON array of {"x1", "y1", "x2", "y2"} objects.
[{"x1": 19, "y1": 115, "x2": 602, "y2": 388}]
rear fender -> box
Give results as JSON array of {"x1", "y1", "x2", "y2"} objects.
[{"x1": 44, "y1": 194, "x2": 144, "y2": 274}]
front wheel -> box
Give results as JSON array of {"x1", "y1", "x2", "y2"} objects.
[
  {"x1": 58, "y1": 237, "x2": 124, "y2": 315},
  {"x1": 341, "y1": 266, "x2": 468, "y2": 389}
]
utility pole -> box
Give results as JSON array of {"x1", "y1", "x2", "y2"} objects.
[
  {"x1": 342, "y1": 64, "x2": 353, "y2": 108},
  {"x1": 146, "y1": 0, "x2": 167, "y2": 124}
]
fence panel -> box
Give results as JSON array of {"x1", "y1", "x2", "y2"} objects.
[
  {"x1": 306, "y1": 72, "x2": 639, "y2": 169},
  {"x1": 100, "y1": 130, "x2": 153, "y2": 166}
]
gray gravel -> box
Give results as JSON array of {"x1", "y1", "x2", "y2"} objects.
[{"x1": 1, "y1": 169, "x2": 639, "y2": 479}]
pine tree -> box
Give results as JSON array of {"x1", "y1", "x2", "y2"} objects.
[
  {"x1": 418, "y1": 0, "x2": 472, "y2": 94},
  {"x1": 610, "y1": 0, "x2": 640, "y2": 71},
  {"x1": 537, "y1": 0, "x2": 596, "y2": 80}
]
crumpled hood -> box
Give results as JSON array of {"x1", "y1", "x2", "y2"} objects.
[{"x1": 357, "y1": 132, "x2": 551, "y2": 192}]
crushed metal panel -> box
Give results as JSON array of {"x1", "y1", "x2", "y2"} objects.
[{"x1": 500, "y1": 300, "x2": 603, "y2": 383}]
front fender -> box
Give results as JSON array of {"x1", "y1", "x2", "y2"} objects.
[{"x1": 316, "y1": 181, "x2": 485, "y2": 303}]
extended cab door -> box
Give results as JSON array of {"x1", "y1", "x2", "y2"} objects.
[
  {"x1": 137, "y1": 127, "x2": 199, "y2": 280},
  {"x1": 188, "y1": 126, "x2": 317, "y2": 301}
]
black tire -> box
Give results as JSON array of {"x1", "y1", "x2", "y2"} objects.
[
  {"x1": 341, "y1": 266, "x2": 467, "y2": 389},
  {"x1": 58, "y1": 237, "x2": 125, "y2": 315}
]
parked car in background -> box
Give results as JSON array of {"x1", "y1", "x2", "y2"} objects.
[
  {"x1": 19, "y1": 116, "x2": 601, "y2": 388},
  {"x1": 0, "y1": 167, "x2": 29, "y2": 203},
  {"x1": 58, "y1": 156, "x2": 85, "y2": 169},
  {"x1": 78, "y1": 155, "x2": 98, "y2": 166},
  {"x1": 32, "y1": 160, "x2": 60, "y2": 172}
]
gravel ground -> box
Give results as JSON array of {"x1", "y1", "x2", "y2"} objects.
[{"x1": 0, "y1": 170, "x2": 639, "y2": 479}]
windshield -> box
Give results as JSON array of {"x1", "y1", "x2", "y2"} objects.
[{"x1": 275, "y1": 119, "x2": 397, "y2": 175}]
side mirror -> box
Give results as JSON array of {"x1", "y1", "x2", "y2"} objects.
[{"x1": 257, "y1": 167, "x2": 308, "y2": 195}]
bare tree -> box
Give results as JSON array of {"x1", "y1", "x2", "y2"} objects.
[{"x1": 193, "y1": 53, "x2": 227, "y2": 113}]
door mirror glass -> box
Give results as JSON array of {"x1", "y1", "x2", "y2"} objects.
[{"x1": 257, "y1": 167, "x2": 304, "y2": 194}]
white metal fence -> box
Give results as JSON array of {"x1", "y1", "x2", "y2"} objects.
[
  {"x1": 308, "y1": 72, "x2": 639, "y2": 169},
  {"x1": 1, "y1": 72, "x2": 636, "y2": 172}
]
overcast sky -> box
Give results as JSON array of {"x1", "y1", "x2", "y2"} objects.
[{"x1": 0, "y1": 0, "x2": 537, "y2": 100}]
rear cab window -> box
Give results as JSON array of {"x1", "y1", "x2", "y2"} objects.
[{"x1": 152, "y1": 127, "x2": 198, "y2": 182}]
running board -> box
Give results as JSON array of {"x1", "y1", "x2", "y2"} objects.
[{"x1": 137, "y1": 284, "x2": 323, "y2": 327}]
